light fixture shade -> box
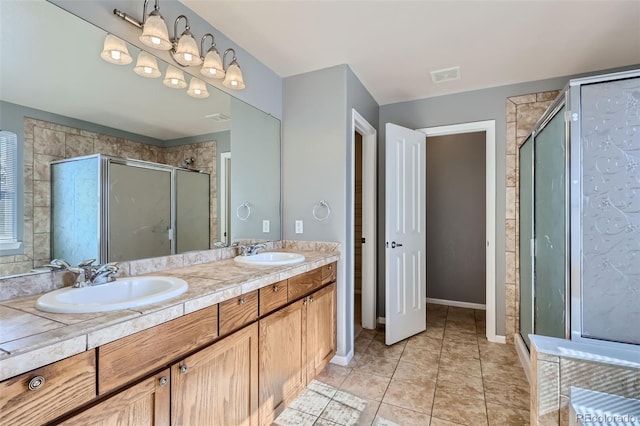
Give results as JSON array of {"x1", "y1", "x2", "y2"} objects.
[
  {"x1": 133, "y1": 51, "x2": 161, "y2": 78},
  {"x1": 100, "y1": 34, "x2": 132, "y2": 65},
  {"x1": 140, "y1": 12, "x2": 172, "y2": 50},
  {"x1": 187, "y1": 78, "x2": 210, "y2": 98},
  {"x1": 174, "y1": 31, "x2": 202, "y2": 66},
  {"x1": 222, "y1": 60, "x2": 245, "y2": 90},
  {"x1": 200, "y1": 48, "x2": 225, "y2": 79},
  {"x1": 163, "y1": 66, "x2": 187, "y2": 89}
]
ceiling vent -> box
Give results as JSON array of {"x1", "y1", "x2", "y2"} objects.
[
  {"x1": 430, "y1": 66, "x2": 461, "y2": 84},
  {"x1": 205, "y1": 113, "x2": 231, "y2": 122}
]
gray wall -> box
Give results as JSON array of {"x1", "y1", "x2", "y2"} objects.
[
  {"x1": 282, "y1": 65, "x2": 378, "y2": 360},
  {"x1": 50, "y1": 0, "x2": 283, "y2": 119},
  {"x1": 379, "y1": 76, "x2": 571, "y2": 335},
  {"x1": 426, "y1": 132, "x2": 486, "y2": 305}
]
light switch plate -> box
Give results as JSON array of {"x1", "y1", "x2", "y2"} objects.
[
  {"x1": 262, "y1": 220, "x2": 270, "y2": 233},
  {"x1": 295, "y1": 220, "x2": 303, "y2": 234}
]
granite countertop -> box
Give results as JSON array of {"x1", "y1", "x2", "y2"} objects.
[{"x1": 0, "y1": 247, "x2": 340, "y2": 381}]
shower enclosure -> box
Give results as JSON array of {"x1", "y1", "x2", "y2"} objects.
[{"x1": 519, "y1": 69, "x2": 640, "y2": 349}]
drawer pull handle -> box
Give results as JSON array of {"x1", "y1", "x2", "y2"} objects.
[
  {"x1": 239, "y1": 298, "x2": 246, "y2": 305},
  {"x1": 180, "y1": 365, "x2": 188, "y2": 374},
  {"x1": 159, "y1": 376, "x2": 168, "y2": 386},
  {"x1": 28, "y1": 376, "x2": 45, "y2": 391},
  {"x1": 273, "y1": 285, "x2": 279, "y2": 292}
]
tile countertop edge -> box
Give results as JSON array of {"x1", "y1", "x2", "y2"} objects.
[{"x1": 0, "y1": 250, "x2": 340, "y2": 381}]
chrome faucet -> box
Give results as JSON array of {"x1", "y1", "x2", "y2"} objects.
[
  {"x1": 42, "y1": 258, "x2": 119, "y2": 287},
  {"x1": 240, "y1": 243, "x2": 267, "y2": 256},
  {"x1": 89, "y1": 262, "x2": 119, "y2": 285}
]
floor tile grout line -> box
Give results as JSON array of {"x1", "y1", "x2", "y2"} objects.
[{"x1": 429, "y1": 305, "x2": 448, "y2": 426}]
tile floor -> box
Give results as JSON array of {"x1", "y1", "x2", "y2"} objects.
[{"x1": 275, "y1": 304, "x2": 530, "y2": 425}]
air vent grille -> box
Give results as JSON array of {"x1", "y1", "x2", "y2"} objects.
[
  {"x1": 205, "y1": 113, "x2": 231, "y2": 122},
  {"x1": 431, "y1": 66, "x2": 461, "y2": 84}
]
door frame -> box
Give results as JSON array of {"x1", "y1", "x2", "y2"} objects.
[
  {"x1": 350, "y1": 109, "x2": 377, "y2": 330},
  {"x1": 220, "y1": 151, "x2": 231, "y2": 245},
  {"x1": 417, "y1": 120, "x2": 501, "y2": 343}
]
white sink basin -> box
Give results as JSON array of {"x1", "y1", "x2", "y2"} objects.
[
  {"x1": 35, "y1": 276, "x2": 188, "y2": 314},
  {"x1": 234, "y1": 252, "x2": 305, "y2": 266}
]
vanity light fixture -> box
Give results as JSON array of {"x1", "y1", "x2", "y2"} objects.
[
  {"x1": 200, "y1": 33, "x2": 224, "y2": 79},
  {"x1": 163, "y1": 66, "x2": 187, "y2": 89},
  {"x1": 133, "y1": 51, "x2": 161, "y2": 78},
  {"x1": 222, "y1": 49, "x2": 246, "y2": 90},
  {"x1": 113, "y1": 0, "x2": 246, "y2": 89},
  {"x1": 100, "y1": 34, "x2": 132, "y2": 65},
  {"x1": 187, "y1": 77, "x2": 209, "y2": 98},
  {"x1": 172, "y1": 15, "x2": 202, "y2": 67}
]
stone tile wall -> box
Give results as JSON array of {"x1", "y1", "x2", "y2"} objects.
[
  {"x1": 0, "y1": 117, "x2": 217, "y2": 276},
  {"x1": 504, "y1": 90, "x2": 559, "y2": 343}
]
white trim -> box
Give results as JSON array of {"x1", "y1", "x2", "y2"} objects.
[
  {"x1": 219, "y1": 152, "x2": 231, "y2": 245},
  {"x1": 417, "y1": 120, "x2": 498, "y2": 344},
  {"x1": 350, "y1": 109, "x2": 377, "y2": 333},
  {"x1": 515, "y1": 333, "x2": 531, "y2": 384},
  {"x1": 330, "y1": 349, "x2": 354, "y2": 367},
  {"x1": 488, "y1": 335, "x2": 506, "y2": 344},
  {"x1": 426, "y1": 297, "x2": 486, "y2": 310}
]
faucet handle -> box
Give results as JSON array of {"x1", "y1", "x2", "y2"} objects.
[{"x1": 77, "y1": 259, "x2": 96, "y2": 268}]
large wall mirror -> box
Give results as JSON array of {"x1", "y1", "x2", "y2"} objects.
[{"x1": 0, "y1": 0, "x2": 281, "y2": 277}]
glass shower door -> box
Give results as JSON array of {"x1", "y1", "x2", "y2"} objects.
[
  {"x1": 519, "y1": 135, "x2": 534, "y2": 348},
  {"x1": 533, "y1": 105, "x2": 567, "y2": 339}
]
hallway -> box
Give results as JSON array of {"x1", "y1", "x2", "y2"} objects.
[{"x1": 275, "y1": 304, "x2": 530, "y2": 425}]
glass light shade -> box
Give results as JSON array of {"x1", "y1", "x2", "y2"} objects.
[
  {"x1": 139, "y1": 12, "x2": 172, "y2": 50},
  {"x1": 222, "y1": 60, "x2": 246, "y2": 90},
  {"x1": 174, "y1": 31, "x2": 202, "y2": 66},
  {"x1": 200, "y1": 49, "x2": 225, "y2": 79},
  {"x1": 163, "y1": 66, "x2": 187, "y2": 89},
  {"x1": 100, "y1": 34, "x2": 132, "y2": 65},
  {"x1": 187, "y1": 78, "x2": 209, "y2": 98},
  {"x1": 133, "y1": 51, "x2": 161, "y2": 78}
]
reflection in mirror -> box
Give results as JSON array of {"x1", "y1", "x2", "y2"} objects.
[{"x1": 0, "y1": 0, "x2": 281, "y2": 277}]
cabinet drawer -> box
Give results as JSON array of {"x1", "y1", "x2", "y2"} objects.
[
  {"x1": 219, "y1": 290, "x2": 259, "y2": 336},
  {"x1": 0, "y1": 350, "x2": 96, "y2": 426},
  {"x1": 321, "y1": 262, "x2": 337, "y2": 284},
  {"x1": 288, "y1": 268, "x2": 322, "y2": 301},
  {"x1": 259, "y1": 280, "x2": 288, "y2": 316},
  {"x1": 98, "y1": 304, "x2": 218, "y2": 395}
]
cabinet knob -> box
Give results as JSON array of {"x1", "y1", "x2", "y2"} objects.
[
  {"x1": 28, "y1": 376, "x2": 45, "y2": 391},
  {"x1": 159, "y1": 376, "x2": 168, "y2": 386},
  {"x1": 239, "y1": 298, "x2": 246, "y2": 305},
  {"x1": 273, "y1": 284, "x2": 279, "y2": 292},
  {"x1": 328, "y1": 264, "x2": 332, "y2": 270},
  {"x1": 309, "y1": 296, "x2": 314, "y2": 303},
  {"x1": 180, "y1": 365, "x2": 188, "y2": 374}
]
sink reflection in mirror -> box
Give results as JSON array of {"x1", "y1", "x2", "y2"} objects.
[
  {"x1": 35, "y1": 276, "x2": 189, "y2": 314},
  {"x1": 234, "y1": 252, "x2": 306, "y2": 266},
  {"x1": 0, "y1": 0, "x2": 281, "y2": 277}
]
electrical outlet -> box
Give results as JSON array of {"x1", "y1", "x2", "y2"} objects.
[
  {"x1": 295, "y1": 220, "x2": 304, "y2": 234},
  {"x1": 262, "y1": 220, "x2": 270, "y2": 233}
]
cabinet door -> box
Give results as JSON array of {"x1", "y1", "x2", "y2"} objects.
[
  {"x1": 59, "y1": 369, "x2": 170, "y2": 425},
  {"x1": 306, "y1": 282, "x2": 337, "y2": 382},
  {"x1": 172, "y1": 323, "x2": 258, "y2": 426},
  {"x1": 258, "y1": 299, "x2": 307, "y2": 425}
]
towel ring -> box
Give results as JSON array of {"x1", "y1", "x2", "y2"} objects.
[
  {"x1": 312, "y1": 200, "x2": 331, "y2": 222},
  {"x1": 236, "y1": 202, "x2": 251, "y2": 221}
]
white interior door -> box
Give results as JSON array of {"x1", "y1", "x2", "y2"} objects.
[{"x1": 385, "y1": 123, "x2": 427, "y2": 345}]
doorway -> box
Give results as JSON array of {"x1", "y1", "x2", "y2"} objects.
[
  {"x1": 354, "y1": 131, "x2": 363, "y2": 332},
  {"x1": 219, "y1": 152, "x2": 231, "y2": 245},
  {"x1": 418, "y1": 120, "x2": 499, "y2": 342}
]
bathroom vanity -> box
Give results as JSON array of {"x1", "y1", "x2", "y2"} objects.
[{"x1": 0, "y1": 246, "x2": 338, "y2": 425}]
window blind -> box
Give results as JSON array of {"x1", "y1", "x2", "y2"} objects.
[{"x1": 0, "y1": 130, "x2": 18, "y2": 243}]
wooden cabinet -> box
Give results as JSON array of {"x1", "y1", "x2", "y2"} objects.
[
  {"x1": 171, "y1": 323, "x2": 258, "y2": 426},
  {"x1": 219, "y1": 290, "x2": 259, "y2": 336},
  {"x1": 98, "y1": 304, "x2": 218, "y2": 394},
  {"x1": 258, "y1": 299, "x2": 307, "y2": 425},
  {"x1": 288, "y1": 268, "x2": 322, "y2": 301},
  {"x1": 306, "y1": 282, "x2": 337, "y2": 382},
  {"x1": 0, "y1": 350, "x2": 96, "y2": 426},
  {"x1": 59, "y1": 369, "x2": 170, "y2": 425},
  {"x1": 259, "y1": 280, "x2": 288, "y2": 315}
]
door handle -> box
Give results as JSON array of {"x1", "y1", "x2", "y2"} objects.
[{"x1": 390, "y1": 241, "x2": 403, "y2": 248}]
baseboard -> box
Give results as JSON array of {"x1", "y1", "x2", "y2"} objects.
[
  {"x1": 487, "y1": 334, "x2": 506, "y2": 344},
  {"x1": 330, "y1": 349, "x2": 354, "y2": 367},
  {"x1": 426, "y1": 297, "x2": 486, "y2": 310},
  {"x1": 514, "y1": 333, "x2": 531, "y2": 384}
]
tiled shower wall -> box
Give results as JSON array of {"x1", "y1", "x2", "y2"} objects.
[
  {"x1": 504, "y1": 90, "x2": 559, "y2": 344},
  {"x1": 0, "y1": 117, "x2": 217, "y2": 276}
]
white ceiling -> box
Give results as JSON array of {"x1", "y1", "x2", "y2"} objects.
[{"x1": 182, "y1": 0, "x2": 640, "y2": 105}]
